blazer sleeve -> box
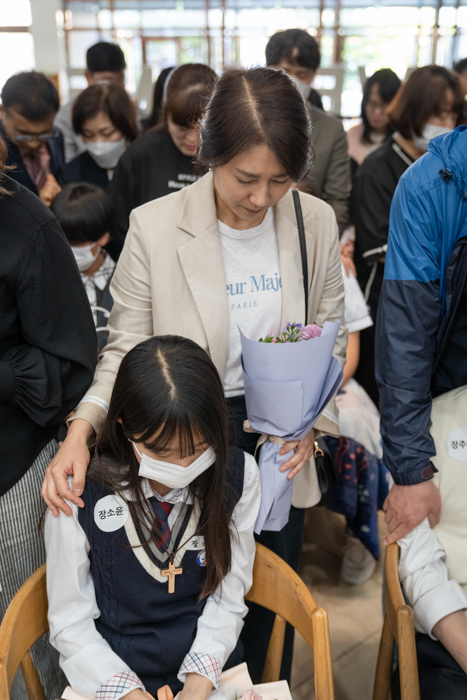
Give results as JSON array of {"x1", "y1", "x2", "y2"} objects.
[
  {"x1": 376, "y1": 174, "x2": 441, "y2": 485},
  {"x1": 319, "y1": 124, "x2": 351, "y2": 236},
  {"x1": 0, "y1": 218, "x2": 97, "y2": 427},
  {"x1": 72, "y1": 208, "x2": 154, "y2": 435}
]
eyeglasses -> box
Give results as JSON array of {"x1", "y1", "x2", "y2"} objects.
[{"x1": 12, "y1": 127, "x2": 60, "y2": 143}]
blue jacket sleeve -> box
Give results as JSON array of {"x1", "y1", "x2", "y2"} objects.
[{"x1": 376, "y1": 171, "x2": 442, "y2": 486}]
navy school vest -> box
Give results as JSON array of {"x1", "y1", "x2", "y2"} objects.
[{"x1": 78, "y1": 448, "x2": 245, "y2": 696}]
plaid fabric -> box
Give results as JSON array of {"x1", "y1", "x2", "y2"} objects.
[
  {"x1": 151, "y1": 499, "x2": 174, "y2": 552},
  {"x1": 96, "y1": 671, "x2": 144, "y2": 700},
  {"x1": 179, "y1": 652, "x2": 222, "y2": 687}
]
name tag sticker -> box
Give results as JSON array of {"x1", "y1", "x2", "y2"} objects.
[
  {"x1": 94, "y1": 495, "x2": 129, "y2": 532},
  {"x1": 186, "y1": 536, "x2": 205, "y2": 551},
  {"x1": 446, "y1": 429, "x2": 467, "y2": 462}
]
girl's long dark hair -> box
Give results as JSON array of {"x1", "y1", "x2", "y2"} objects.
[{"x1": 88, "y1": 335, "x2": 233, "y2": 597}]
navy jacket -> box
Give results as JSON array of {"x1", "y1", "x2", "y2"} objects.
[
  {"x1": 59, "y1": 150, "x2": 109, "y2": 191},
  {"x1": 376, "y1": 126, "x2": 467, "y2": 485},
  {"x1": 0, "y1": 119, "x2": 65, "y2": 196}
]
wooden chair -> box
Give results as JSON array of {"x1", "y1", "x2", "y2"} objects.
[
  {"x1": 246, "y1": 542, "x2": 334, "y2": 699},
  {"x1": 0, "y1": 544, "x2": 335, "y2": 700},
  {"x1": 0, "y1": 564, "x2": 48, "y2": 700},
  {"x1": 372, "y1": 543, "x2": 420, "y2": 700}
]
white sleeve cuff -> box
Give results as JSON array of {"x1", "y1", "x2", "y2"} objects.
[
  {"x1": 96, "y1": 671, "x2": 145, "y2": 700},
  {"x1": 413, "y1": 579, "x2": 467, "y2": 640},
  {"x1": 178, "y1": 652, "x2": 221, "y2": 688}
]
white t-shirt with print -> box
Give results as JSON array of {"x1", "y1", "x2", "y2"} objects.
[{"x1": 219, "y1": 208, "x2": 282, "y2": 397}]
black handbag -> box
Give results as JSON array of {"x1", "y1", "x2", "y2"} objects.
[{"x1": 292, "y1": 189, "x2": 337, "y2": 507}]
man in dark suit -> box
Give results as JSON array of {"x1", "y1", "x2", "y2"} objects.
[
  {"x1": 266, "y1": 29, "x2": 351, "y2": 234},
  {"x1": 0, "y1": 71, "x2": 64, "y2": 206}
]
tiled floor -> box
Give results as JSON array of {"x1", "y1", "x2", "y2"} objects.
[{"x1": 291, "y1": 508, "x2": 388, "y2": 700}]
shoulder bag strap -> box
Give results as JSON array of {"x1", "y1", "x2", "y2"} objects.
[{"x1": 292, "y1": 189, "x2": 308, "y2": 324}]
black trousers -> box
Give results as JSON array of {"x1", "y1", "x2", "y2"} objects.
[
  {"x1": 392, "y1": 633, "x2": 467, "y2": 700},
  {"x1": 227, "y1": 395, "x2": 306, "y2": 684}
]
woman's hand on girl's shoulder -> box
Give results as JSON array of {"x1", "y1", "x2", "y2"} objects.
[
  {"x1": 41, "y1": 418, "x2": 94, "y2": 517},
  {"x1": 278, "y1": 429, "x2": 314, "y2": 480}
]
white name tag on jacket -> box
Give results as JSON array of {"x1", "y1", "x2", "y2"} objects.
[
  {"x1": 186, "y1": 536, "x2": 205, "y2": 550},
  {"x1": 94, "y1": 494, "x2": 129, "y2": 532}
]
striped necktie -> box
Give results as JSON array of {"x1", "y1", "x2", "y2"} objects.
[{"x1": 151, "y1": 499, "x2": 174, "y2": 553}]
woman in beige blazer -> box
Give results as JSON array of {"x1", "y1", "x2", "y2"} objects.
[{"x1": 43, "y1": 66, "x2": 346, "y2": 684}]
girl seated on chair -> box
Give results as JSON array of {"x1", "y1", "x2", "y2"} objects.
[{"x1": 45, "y1": 335, "x2": 261, "y2": 700}]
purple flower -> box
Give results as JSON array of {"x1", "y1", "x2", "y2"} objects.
[{"x1": 299, "y1": 324, "x2": 323, "y2": 340}]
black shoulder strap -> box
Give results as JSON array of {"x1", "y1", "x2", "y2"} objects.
[
  {"x1": 292, "y1": 189, "x2": 308, "y2": 324},
  {"x1": 224, "y1": 448, "x2": 246, "y2": 516}
]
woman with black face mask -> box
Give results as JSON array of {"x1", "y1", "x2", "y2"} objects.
[{"x1": 59, "y1": 83, "x2": 138, "y2": 192}]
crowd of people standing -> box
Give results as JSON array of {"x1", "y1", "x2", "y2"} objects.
[{"x1": 1, "y1": 27, "x2": 467, "y2": 700}]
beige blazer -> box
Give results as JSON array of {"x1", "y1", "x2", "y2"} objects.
[{"x1": 74, "y1": 171, "x2": 347, "y2": 507}]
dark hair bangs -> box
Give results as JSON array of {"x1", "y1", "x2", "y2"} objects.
[{"x1": 50, "y1": 183, "x2": 114, "y2": 244}]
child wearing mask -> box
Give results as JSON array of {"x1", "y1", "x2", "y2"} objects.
[
  {"x1": 51, "y1": 183, "x2": 115, "y2": 352},
  {"x1": 45, "y1": 335, "x2": 260, "y2": 700}
]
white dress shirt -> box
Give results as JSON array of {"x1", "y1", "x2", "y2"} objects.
[
  {"x1": 399, "y1": 517, "x2": 467, "y2": 639},
  {"x1": 45, "y1": 452, "x2": 261, "y2": 700}
]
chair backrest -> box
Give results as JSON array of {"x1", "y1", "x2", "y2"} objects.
[
  {"x1": 246, "y1": 542, "x2": 334, "y2": 700},
  {"x1": 0, "y1": 564, "x2": 48, "y2": 700},
  {"x1": 372, "y1": 543, "x2": 420, "y2": 700}
]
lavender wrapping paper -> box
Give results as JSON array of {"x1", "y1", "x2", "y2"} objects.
[{"x1": 240, "y1": 321, "x2": 343, "y2": 533}]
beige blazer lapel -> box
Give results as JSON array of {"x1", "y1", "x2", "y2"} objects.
[
  {"x1": 275, "y1": 193, "x2": 307, "y2": 328},
  {"x1": 176, "y1": 173, "x2": 230, "y2": 380}
]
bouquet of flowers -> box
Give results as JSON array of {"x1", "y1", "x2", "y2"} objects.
[{"x1": 240, "y1": 320, "x2": 343, "y2": 533}]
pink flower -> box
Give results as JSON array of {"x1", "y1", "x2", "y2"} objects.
[
  {"x1": 239, "y1": 691, "x2": 262, "y2": 700},
  {"x1": 299, "y1": 324, "x2": 322, "y2": 340},
  {"x1": 271, "y1": 338, "x2": 278, "y2": 343}
]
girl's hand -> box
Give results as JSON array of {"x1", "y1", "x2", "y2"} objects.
[
  {"x1": 41, "y1": 418, "x2": 94, "y2": 517},
  {"x1": 179, "y1": 673, "x2": 213, "y2": 700},
  {"x1": 279, "y1": 430, "x2": 314, "y2": 479}
]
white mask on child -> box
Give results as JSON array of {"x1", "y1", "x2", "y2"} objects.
[
  {"x1": 133, "y1": 443, "x2": 217, "y2": 489},
  {"x1": 86, "y1": 138, "x2": 126, "y2": 169},
  {"x1": 71, "y1": 243, "x2": 100, "y2": 272}
]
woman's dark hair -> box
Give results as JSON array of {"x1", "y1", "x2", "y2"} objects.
[
  {"x1": 361, "y1": 69, "x2": 401, "y2": 143},
  {"x1": 146, "y1": 66, "x2": 175, "y2": 129},
  {"x1": 88, "y1": 335, "x2": 234, "y2": 597},
  {"x1": 1, "y1": 71, "x2": 59, "y2": 121},
  {"x1": 72, "y1": 83, "x2": 138, "y2": 141},
  {"x1": 265, "y1": 29, "x2": 321, "y2": 71},
  {"x1": 51, "y1": 182, "x2": 114, "y2": 245},
  {"x1": 160, "y1": 63, "x2": 217, "y2": 131},
  {"x1": 387, "y1": 65, "x2": 464, "y2": 139},
  {"x1": 198, "y1": 67, "x2": 313, "y2": 183}
]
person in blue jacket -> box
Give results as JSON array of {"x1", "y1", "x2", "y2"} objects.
[{"x1": 376, "y1": 125, "x2": 467, "y2": 544}]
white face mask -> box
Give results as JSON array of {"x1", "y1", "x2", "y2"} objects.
[
  {"x1": 290, "y1": 75, "x2": 311, "y2": 100},
  {"x1": 133, "y1": 443, "x2": 217, "y2": 489},
  {"x1": 86, "y1": 137, "x2": 126, "y2": 169},
  {"x1": 71, "y1": 243, "x2": 100, "y2": 272},
  {"x1": 412, "y1": 123, "x2": 453, "y2": 152}
]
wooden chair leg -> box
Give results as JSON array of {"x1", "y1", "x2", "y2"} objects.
[
  {"x1": 373, "y1": 616, "x2": 395, "y2": 700},
  {"x1": 262, "y1": 614, "x2": 286, "y2": 683},
  {"x1": 312, "y1": 608, "x2": 334, "y2": 700},
  {"x1": 20, "y1": 651, "x2": 46, "y2": 700},
  {"x1": 397, "y1": 606, "x2": 420, "y2": 700}
]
